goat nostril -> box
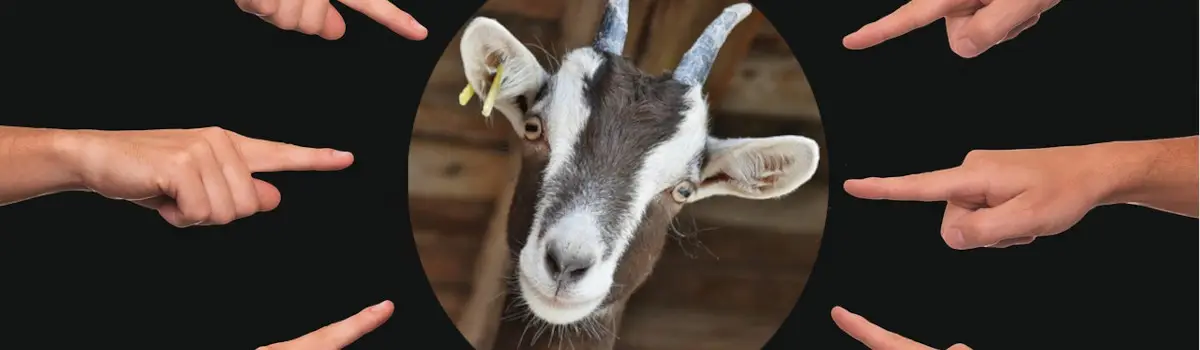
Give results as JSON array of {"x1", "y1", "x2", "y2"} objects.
[
  {"x1": 567, "y1": 265, "x2": 589, "y2": 279},
  {"x1": 545, "y1": 250, "x2": 561, "y2": 276}
]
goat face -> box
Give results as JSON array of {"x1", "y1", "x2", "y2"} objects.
[{"x1": 458, "y1": 1, "x2": 820, "y2": 326}]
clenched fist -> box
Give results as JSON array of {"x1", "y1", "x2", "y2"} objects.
[{"x1": 235, "y1": 0, "x2": 428, "y2": 40}]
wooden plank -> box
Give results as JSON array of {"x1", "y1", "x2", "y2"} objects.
[
  {"x1": 456, "y1": 148, "x2": 522, "y2": 350},
  {"x1": 425, "y1": 13, "x2": 561, "y2": 91},
  {"x1": 408, "y1": 197, "x2": 495, "y2": 234},
  {"x1": 750, "y1": 26, "x2": 792, "y2": 56},
  {"x1": 407, "y1": 138, "x2": 510, "y2": 201},
  {"x1": 432, "y1": 281, "x2": 473, "y2": 324},
  {"x1": 415, "y1": 230, "x2": 485, "y2": 284},
  {"x1": 617, "y1": 306, "x2": 782, "y2": 350},
  {"x1": 684, "y1": 178, "x2": 828, "y2": 235},
  {"x1": 630, "y1": 259, "x2": 809, "y2": 314},
  {"x1": 560, "y1": 0, "x2": 656, "y2": 58},
  {"x1": 478, "y1": 0, "x2": 565, "y2": 21},
  {"x1": 622, "y1": 0, "x2": 657, "y2": 58},
  {"x1": 559, "y1": 0, "x2": 606, "y2": 51},
  {"x1": 714, "y1": 50, "x2": 821, "y2": 122},
  {"x1": 702, "y1": 10, "x2": 765, "y2": 109},
  {"x1": 414, "y1": 86, "x2": 513, "y2": 150},
  {"x1": 656, "y1": 221, "x2": 823, "y2": 269}
]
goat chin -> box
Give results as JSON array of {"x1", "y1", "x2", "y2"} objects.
[{"x1": 517, "y1": 274, "x2": 607, "y2": 325}]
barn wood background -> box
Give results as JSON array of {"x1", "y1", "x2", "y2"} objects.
[{"x1": 407, "y1": 1, "x2": 829, "y2": 349}]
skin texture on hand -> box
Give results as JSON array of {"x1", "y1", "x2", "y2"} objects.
[
  {"x1": 235, "y1": 0, "x2": 428, "y2": 40},
  {"x1": 844, "y1": 136, "x2": 1199, "y2": 250},
  {"x1": 258, "y1": 300, "x2": 394, "y2": 350},
  {"x1": 0, "y1": 126, "x2": 355, "y2": 228},
  {"x1": 843, "y1": 0, "x2": 1061, "y2": 58},
  {"x1": 832, "y1": 306, "x2": 971, "y2": 350}
]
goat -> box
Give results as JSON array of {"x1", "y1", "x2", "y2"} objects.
[{"x1": 456, "y1": 1, "x2": 820, "y2": 348}]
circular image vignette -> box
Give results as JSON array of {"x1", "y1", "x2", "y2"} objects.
[{"x1": 408, "y1": 1, "x2": 828, "y2": 349}]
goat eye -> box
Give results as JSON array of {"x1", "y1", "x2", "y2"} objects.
[
  {"x1": 671, "y1": 181, "x2": 696, "y2": 203},
  {"x1": 523, "y1": 117, "x2": 543, "y2": 140}
]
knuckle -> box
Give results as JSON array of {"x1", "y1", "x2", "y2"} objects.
[
  {"x1": 234, "y1": 200, "x2": 259, "y2": 218},
  {"x1": 182, "y1": 207, "x2": 211, "y2": 224},
  {"x1": 168, "y1": 152, "x2": 196, "y2": 169},
  {"x1": 186, "y1": 140, "x2": 213, "y2": 157},
  {"x1": 274, "y1": 16, "x2": 299, "y2": 30},
  {"x1": 244, "y1": 0, "x2": 277, "y2": 16},
  {"x1": 211, "y1": 214, "x2": 236, "y2": 226},
  {"x1": 298, "y1": 21, "x2": 323, "y2": 35},
  {"x1": 198, "y1": 126, "x2": 229, "y2": 140},
  {"x1": 972, "y1": 25, "x2": 1008, "y2": 44}
]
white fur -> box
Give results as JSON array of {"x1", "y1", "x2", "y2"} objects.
[
  {"x1": 517, "y1": 48, "x2": 614, "y2": 325},
  {"x1": 689, "y1": 135, "x2": 821, "y2": 202},
  {"x1": 459, "y1": 18, "x2": 549, "y2": 136},
  {"x1": 457, "y1": 17, "x2": 821, "y2": 326}
]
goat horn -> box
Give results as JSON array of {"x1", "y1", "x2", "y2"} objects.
[
  {"x1": 672, "y1": 3, "x2": 753, "y2": 86},
  {"x1": 593, "y1": 0, "x2": 630, "y2": 55}
]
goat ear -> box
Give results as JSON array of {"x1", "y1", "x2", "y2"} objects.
[
  {"x1": 459, "y1": 17, "x2": 549, "y2": 136},
  {"x1": 688, "y1": 135, "x2": 820, "y2": 202}
]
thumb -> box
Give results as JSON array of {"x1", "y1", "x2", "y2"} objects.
[
  {"x1": 844, "y1": 167, "x2": 985, "y2": 202},
  {"x1": 944, "y1": 193, "x2": 1044, "y2": 249},
  {"x1": 318, "y1": 4, "x2": 347, "y2": 40},
  {"x1": 230, "y1": 134, "x2": 355, "y2": 173},
  {"x1": 950, "y1": 0, "x2": 1046, "y2": 58}
]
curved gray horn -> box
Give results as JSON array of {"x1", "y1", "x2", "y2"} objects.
[
  {"x1": 672, "y1": 3, "x2": 753, "y2": 86},
  {"x1": 593, "y1": 0, "x2": 630, "y2": 55}
]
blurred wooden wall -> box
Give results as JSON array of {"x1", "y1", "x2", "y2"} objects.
[{"x1": 408, "y1": 0, "x2": 828, "y2": 349}]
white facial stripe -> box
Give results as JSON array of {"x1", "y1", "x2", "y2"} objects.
[
  {"x1": 602, "y1": 85, "x2": 709, "y2": 265},
  {"x1": 526, "y1": 48, "x2": 606, "y2": 246}
]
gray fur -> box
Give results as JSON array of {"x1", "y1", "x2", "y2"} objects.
[{"x1": 537, "y1": 52, "x2": 693, "y2": 259}]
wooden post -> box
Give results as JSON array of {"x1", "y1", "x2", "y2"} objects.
[{"x1": 455, "y1": 142, "x2": 521, "y2": 350}]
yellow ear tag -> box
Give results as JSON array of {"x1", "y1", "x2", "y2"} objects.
[
  {"x1": 458, "y1": 84, "x2": 474, "y2": 106},
  {"x1": 481, "y1": 64, "x2": 504, "y2": 118}
]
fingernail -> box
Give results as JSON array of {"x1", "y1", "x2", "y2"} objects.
[
  {"x1": 411, "y1": 17, "x2": 427, "y2": 34},
  {"x1": 959, "y1": 40, "x2": 981, "y2": 58},
  {"x1": 944, "y1": 228, "x2": 966, "y2": 249},
  {"x1": 368, "y1": 300, "x2": 390, "y2": 313},
  {"x1": 332, "y1": 150, "x2": 353, "y2": 158}
]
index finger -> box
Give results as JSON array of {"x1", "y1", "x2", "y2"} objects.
[
  {"x1": 288, "y1": 300, "x2": 395, "y2": 349},
  {"x1": 229, "y1": 133, "x2": 355, "y2": 173},
  {"x1": 338, "y1": 0, "x2": 428, "y2": 40},
  {"x1": 831, "y1": 306, "x2": 934, "y2": 350},
  {"x1": 843, "y1": 0, "x2": 956, "y2": 50},
  {"x1": 843, "y1": 167, "x2": 983, "y2": 202}
]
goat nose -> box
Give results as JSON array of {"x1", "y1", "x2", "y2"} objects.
[{"x1": 544, "y1": 243, "x2": 595, "y2": 284}]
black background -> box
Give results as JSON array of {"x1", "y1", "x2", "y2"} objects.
[{"x1": 1, "y1": 0, "x2": 1196, "y2": 349}]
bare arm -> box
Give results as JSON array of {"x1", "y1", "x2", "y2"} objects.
[
  {"x1": 0, "y1": 126, "x2": 85, "y2": 206},
  {"x1": 1099, "y1": 135, "x2": 1199, "y2": 218}
]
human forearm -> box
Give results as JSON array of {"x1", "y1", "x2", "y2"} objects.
[
  {"x1": 0, "y1": 126, "x2": 86, "y2": 206},
  {"x1": 1096, "y1": 135, "x2": 1199, "y2": 218}
]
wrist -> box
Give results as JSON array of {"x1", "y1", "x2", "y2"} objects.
[
  {"x1": 41, "y1": 128, "x2": 92, "y2": 192},
  {"x1": 1088, "y1": 139, "x2": 1160, "y2": 206}
]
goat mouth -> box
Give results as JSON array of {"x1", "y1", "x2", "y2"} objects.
[{"x1": 517, "y1": 274, "x2": 597, "y2": 309}]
